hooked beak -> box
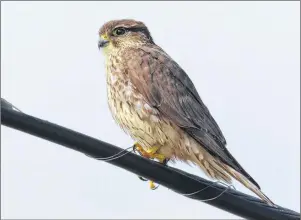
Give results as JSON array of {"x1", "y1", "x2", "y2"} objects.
[{"x1": 98, "y1": 34, "x2": 109, "y2": 49}]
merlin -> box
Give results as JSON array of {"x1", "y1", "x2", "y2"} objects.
[{"x1": 98, "y1": 19, "x2": 274, "y2": 206}]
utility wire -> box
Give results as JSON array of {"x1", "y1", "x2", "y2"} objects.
[{"x1": 1, "y1": 98, "x2": 300, "y2": 220}]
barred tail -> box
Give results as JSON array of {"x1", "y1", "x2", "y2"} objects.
[
  {"x1": 187, "y1": 149, "x2": 275, "y2": 206},
  {"x1": 192, "y1": 151, "x2": 233, "y2": 184},
  {"x1": 224, "y1": 165, "x2": 276, "y2": 206}
]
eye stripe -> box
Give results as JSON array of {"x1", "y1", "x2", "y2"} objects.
[
  {"x1": 111, "y1": 26, "x2": 154, "y2": 44},
  {"x1": 126, "y1": 27, "x2": 154, "y2": 43}
]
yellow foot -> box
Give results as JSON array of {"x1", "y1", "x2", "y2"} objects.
[
  {"x1": 149, "y1": 181, "x2": 158, "y2": 190},
  {"x1": 134, "y1": 142, "x2": 168, "y2": 190},
  {"x1": 133, "y1": 143, "x2": 166, "y2": 162}
]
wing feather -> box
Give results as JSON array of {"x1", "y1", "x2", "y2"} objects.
[{"x1": 125, "y1": 45, "x2": 260, "y2": 189}]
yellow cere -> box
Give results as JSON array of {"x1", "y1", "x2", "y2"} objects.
[
  {"x1": 100, "y1": 34, "x2": 112, "y2": 57},
  {"x1": 101, "y1": 34, "x2": 108, "y2": 40}
]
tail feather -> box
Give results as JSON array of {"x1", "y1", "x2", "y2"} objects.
[
  {"x1": 191, "y1": 152, "x2": 232, "y2": 184},
  {"x1": 224, "y1": 165, "x2": 275, "y2": 206},
  {"x1": 186, "y1": 149, "x2": 275, "y2": 206}
]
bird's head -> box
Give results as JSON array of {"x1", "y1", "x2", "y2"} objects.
[{"x1": 98, "y1": 19, "x2": 154, "y2": 54}]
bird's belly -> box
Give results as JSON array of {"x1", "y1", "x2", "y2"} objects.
[
  {"x1": 107, "y1": 91, "x2": 158, "y2": 147},
  {"x1": 107, "y1": 84, "x2": 184, "y2": 156}
]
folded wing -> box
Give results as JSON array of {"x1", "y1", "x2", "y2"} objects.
[{"x1": 125, "y1": 45, "x2": 260, "y2": 189}]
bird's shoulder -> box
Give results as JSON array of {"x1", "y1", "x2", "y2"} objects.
[{"x1": 123, "y1": 44, "x2": 227, "y2": 146}]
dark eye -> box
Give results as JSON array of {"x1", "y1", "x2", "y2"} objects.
[{"x1": 112, "y1": 27, "x2": 126, "y2": 36}]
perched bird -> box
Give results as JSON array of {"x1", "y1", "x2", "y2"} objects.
[{"x1": 98, "y1": 19, "x2": 274, "y2": 206}]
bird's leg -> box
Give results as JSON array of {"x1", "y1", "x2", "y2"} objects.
[
  {"x1": 133, "y1": 142, "x2": 152, "y2": 158},
  {"x1": 148, "y1": 156, "x2": 170, "y2": 190},
  {"x1": 133, "y1": 143, "x2": 168, "y2": 190},
  {"x1": 133, "y1": 143, "x2": 166, "y2": 161}
]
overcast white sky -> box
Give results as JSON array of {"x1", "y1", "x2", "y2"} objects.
[{"x1": 1, "y1": 1, "x2": 300, "y2": 219}]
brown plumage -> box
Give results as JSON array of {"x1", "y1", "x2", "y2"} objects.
[{"x1": 98, "y1": 19, "x2": 274, "y2": 206}]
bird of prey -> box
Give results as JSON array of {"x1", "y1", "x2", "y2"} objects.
[{"x1": 98, "y1": 19, "x2": 274, "y2": 206}]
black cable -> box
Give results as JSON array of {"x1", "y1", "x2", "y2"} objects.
[{"x1": 1, "y1": 99, "x2": 300, "y2": 220}]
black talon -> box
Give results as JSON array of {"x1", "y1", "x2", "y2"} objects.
[
  {"x1": 138, "y1": 176, "x2": 148, "y2": 181},
  {"x1": 162, "y1": 158, "x2": 170, "y2": 166},
  {"x1": 132, "y1": 144, "x2": 137, "y2": 153},
  {"x1": 132, "y1": 144, "x2": 145, "y2": 157},
  {"x1": 151, "y1": 184, "x2": 159, "y2": 190}
]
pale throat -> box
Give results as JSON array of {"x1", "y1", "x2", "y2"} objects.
[
  {"x1": 101, "y1": 39, "x2": 144, "y2": 58},
  {"x1": 101, "y1": 44, "x2": 116, "y2": 59}
]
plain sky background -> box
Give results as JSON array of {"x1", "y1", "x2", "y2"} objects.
[{"x1": 1, "y1": 1, "x2": 300, "y2": 219}]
